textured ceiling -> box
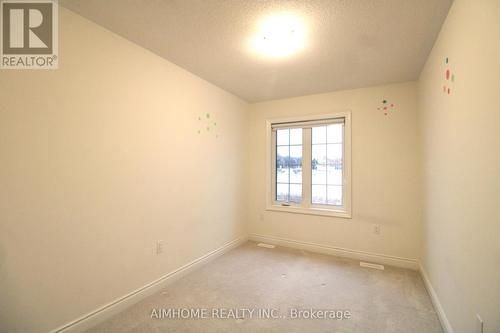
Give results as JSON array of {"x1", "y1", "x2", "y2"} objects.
[{"x1": 60, "y1": 0, "x2": 453, "y2": 102}]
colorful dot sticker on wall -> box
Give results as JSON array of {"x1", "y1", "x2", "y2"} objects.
[
  {"x1": 377, "y1": 99, "x2": 396, "y2": 116},
  {"x1": 442, "y1": 57, "x2": 456, "y2": 95},
  {"x1": 197, "y1": 113, "x2": 220, "y2": 138}
]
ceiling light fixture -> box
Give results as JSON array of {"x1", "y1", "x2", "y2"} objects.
[{"x1": 250, "y1": 13, "x2": 306, "y2": 58}]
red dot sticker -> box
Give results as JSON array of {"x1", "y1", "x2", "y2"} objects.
[{"x1": 446, "y1": 69, "x2": 450, "y2": 80}]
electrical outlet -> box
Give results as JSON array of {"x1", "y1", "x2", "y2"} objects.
[
  {"x1": 373, "y1": 224, "x2": 381, "y2": 235},
  {"x1": 156, "y1": 240, "x2": 164, "y2": 254},
  {"x1": 476, "y1": 314, "x2": 483, "y2": 333}
]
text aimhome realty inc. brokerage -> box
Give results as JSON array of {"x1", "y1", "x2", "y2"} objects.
[{"x1": 150, "y1": 308, "x2": 352, "y2": 320}]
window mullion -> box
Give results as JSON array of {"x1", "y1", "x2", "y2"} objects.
[
  {"x1": 288, "y1": 132, "x2": 291, "y2": 202},
  {"x1": 271, "y1": 131, "x2": 277, "y2": 202},
  {"x1": 302, "y1": 128, "x2": 312, "y2": 208}
]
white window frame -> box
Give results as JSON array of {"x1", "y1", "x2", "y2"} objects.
[{"x1": 266, "y1": 111, "x2": 352, "y2": 218}]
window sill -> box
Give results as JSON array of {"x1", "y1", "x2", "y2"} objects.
[{"x1": 266, "y1": 204, "x2": 352, "y2": 219}]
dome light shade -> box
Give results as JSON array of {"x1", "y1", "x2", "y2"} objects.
[{"x1": 250, "y1": 13, "x2": 306, "y2": 58}]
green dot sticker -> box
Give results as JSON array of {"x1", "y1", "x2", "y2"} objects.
[{"x1": 197, "y1": 114, "x2": 219, "y2": 138}]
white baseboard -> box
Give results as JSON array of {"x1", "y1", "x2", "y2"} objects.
[
  {"x1": 49, "y1": 235, "x2": 453, "y2": 333},
  {"x1": 419, "y1": 263, "x2": 454, "y2": 333},
  {"x1": 249, "y1": 233, "x2": 419, "y2": 270},
  {"x1": 50, "y1": 236, "x2": 247, "y2": 333}
]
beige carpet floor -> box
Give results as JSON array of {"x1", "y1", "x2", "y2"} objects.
[{"x1": 85, "y1": 241, "x2": 443, "y2": 333}]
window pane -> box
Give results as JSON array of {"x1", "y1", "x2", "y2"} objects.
[
  {"x1": 289, "y1": 145, "x2": 302, "y2": 183},
  {"x1": 276, "y1": 146, "x2": 289, "y2": 183},
  {"x1": 277, "y1": 167, "x2": 289, "y2": 183},
  {"x1": 276, "y1": 129, "x2": 289, "y2": 146},
  {"x1": 277, "y1": 145, "x2": 290, "y2": 165},
  {"x1": 276, "y1": 184, "x2": 289, "y2": 201},
  {"x1": 327, "y1": 167, "x2": 342, "y2": 185},
  {"x1": 327, "y1": 143, "x2": 342, "y2": 186},
  {"x1": 290, "y1": 128, "x2": 302, "y2": 145},
  {"x1": 289, "y1": 145, "x2": 302, "y2": 161},
  {"x1": 312, "y1": 139, "x2": 343, "y2": 205},
  {"x1": 312, "y1": 144, "x2": 327, "y2": 165},
  {"x1": 327, "y1": 185, "x2": 342, "y2": 206},
  {"x1": 312, "y1": 164, "x2": 326, "y2": 184},
  {"x1": 327, "y1": 143, "x2": 342, "y2": 161},
  {"x1": 312, "y1": 185, "x2": 327, "y2": 204},
  {"x1": 290, "y1": 184, "x2": 302, "y2": 203},
  {"x1": 275, "y1": 128, "x2": 303, "y2": 203},
  {"x1": 312, "y1": 126, "x2": 327, "y2": 144},
  {"x1": 327, "y1": 124, "x2": 343, "y2": 143},
  {"x1": 290, "y1": 168, "x2": 302, "y2": 184}
]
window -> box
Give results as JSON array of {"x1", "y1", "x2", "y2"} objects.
[
  {"x1": 267, "y1": 112, "x2": 351, "y2": 218},
  {"x1": 276, "y1": 128, "x2": 303, "y2": 203}
]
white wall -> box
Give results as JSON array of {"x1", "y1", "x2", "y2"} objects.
[
  {"x1": 417, "y1": 0, "x2": 500, "y2": 332},
  {"x1": 248, "y1": 82, "x2": 421, "y2": 262},
  {"x1": 0, "y1": 7, "x2": 248, "y2": 333}
]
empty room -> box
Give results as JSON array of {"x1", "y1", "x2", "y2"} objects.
[{"x1": 1, "y1": 0, "x2": 499, "y2": 332}]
